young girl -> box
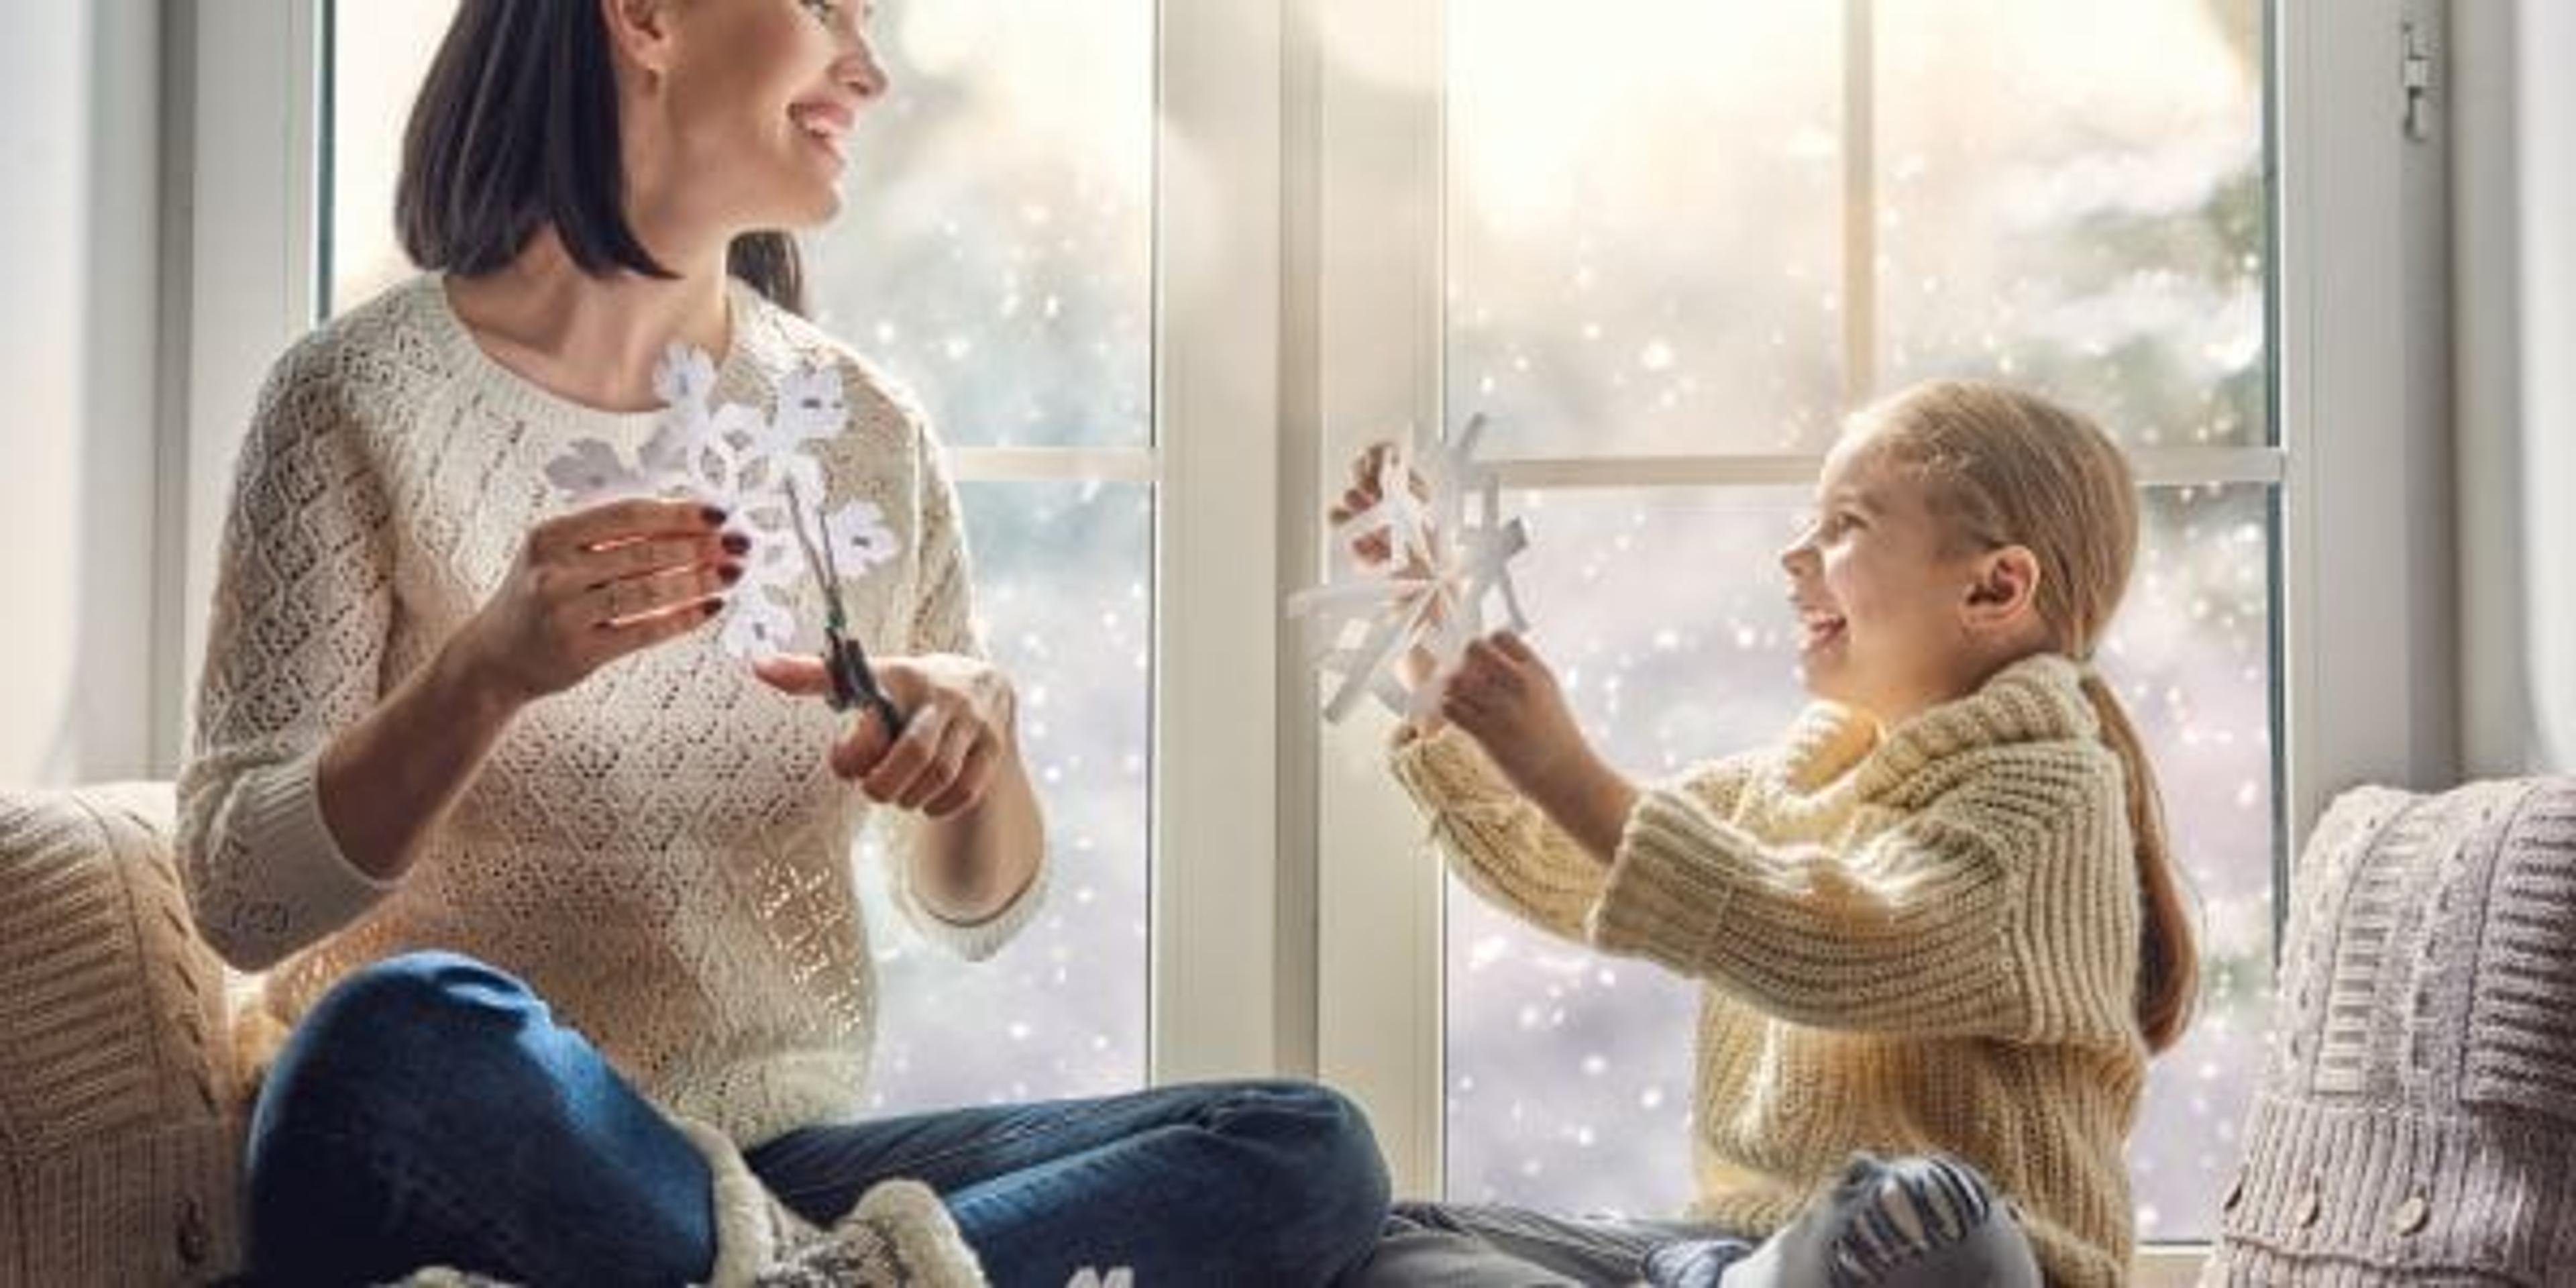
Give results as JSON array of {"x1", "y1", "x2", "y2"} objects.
[
  {"x1": 180, "y1": 2, "x2": 1385, "y2": 1284},
  {"x1": 1344, "y1": 380, "x2": 2196, "y2": 1287}
]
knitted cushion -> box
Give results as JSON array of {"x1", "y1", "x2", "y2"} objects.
[
  {"x1": 2204, "y1": 777, "x2": 2576, "y2": 1286},
  {"x1": 0, "y1": 784, "x2": 248, "y2": 1287}
]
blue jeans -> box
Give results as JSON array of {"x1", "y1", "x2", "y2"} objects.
[{"x1": 244, "y1": 952, "x2": 1391, "y2": 1287}]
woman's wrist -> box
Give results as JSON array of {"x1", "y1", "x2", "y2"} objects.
[{"x1": 429, "y1": 622, "x2": 531, "y2": 731}]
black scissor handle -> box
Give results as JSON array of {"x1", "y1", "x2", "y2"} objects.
[{"x1": 824, "y1": 636, "x2": 906, "y2": 737}]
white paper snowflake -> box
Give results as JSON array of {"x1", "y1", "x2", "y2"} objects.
[
  {"x1": 1287, "y1": 413, "x2": 1532, "y2": 722},
  {"x1": 541, "y1": 343, "x2": 901, "y2": 659}
]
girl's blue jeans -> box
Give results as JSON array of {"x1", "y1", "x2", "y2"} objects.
[{"x1": 241, "y1": 951, "x2": 1391, "y2": 1287}]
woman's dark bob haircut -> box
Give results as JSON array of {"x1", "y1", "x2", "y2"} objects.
[{"x1": 396, "y1": 0, "x2": 806, "y2": 313}]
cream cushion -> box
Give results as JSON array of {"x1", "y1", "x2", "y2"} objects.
[{"x1": 0, "y1": 784, "x2": 249, "y2": 1287}]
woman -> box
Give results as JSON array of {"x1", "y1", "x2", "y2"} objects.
[{"x1": 178, "y1": 2, "x2": 1386, "y2": 1284}]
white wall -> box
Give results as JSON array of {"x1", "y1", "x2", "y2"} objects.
[
  {"x1": 2521, "y1": 0, "x2": 2576, "y2": 771},
  {"x1": 0, "y1": 2, "x2": 162, "y2": 787}
]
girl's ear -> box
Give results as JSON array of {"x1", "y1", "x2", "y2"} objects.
[
  {"x1": 601, "y1": 0, "x2": 679, "y2": 78},
  {"x1": 1963, "y1": 545, "x2": 2041, "y2": 627}
]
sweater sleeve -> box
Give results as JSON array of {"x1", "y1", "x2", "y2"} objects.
[
  {"x1": 1588, "y1": 747, "x2": 2128, "y2": 1040},
  {"x1": 877, "y1": 408, "x2": 1046, "y2": 960},
  {"x1": 174, "y1": 341, "x2": 401, "y2": 971},
  {"x1": 1391, "y1": 725, "x2": 1760, "y2": 945}
]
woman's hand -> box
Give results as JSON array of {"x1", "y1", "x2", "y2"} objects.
[
  {"x1": 755, "y1": 652, "x2": 1018, "y2": 818},
  {"x1": 451, "y1": 498, "x2": 744, "y2": 706},
  {"x1": 1441, "y1": 631, "x2": 1638, "y2": 863}
]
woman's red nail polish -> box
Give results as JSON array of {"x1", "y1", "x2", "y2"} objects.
[
  {"x1": 719, "y1": 563, "x2": 745, "y2": 585},
  {"x1": 721, "y1": 531, "x2": 752, "y2": 555},
  {"x1": 701, "y1": 504, "x2": 729, "y2": 525}
]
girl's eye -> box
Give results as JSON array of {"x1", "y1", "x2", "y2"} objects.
[{"x1": 798, "y1": 0, "x2": 842, "y2": 24}]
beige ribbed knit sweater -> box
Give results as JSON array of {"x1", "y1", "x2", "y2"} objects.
[
  {"x1": 176, "y1": 274, "x2": 1044, "y2": 1149},
  {"x1": 1393, "y1": 652, "x2": 2146, "y2": 1287}
]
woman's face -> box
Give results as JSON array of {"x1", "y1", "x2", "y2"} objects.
[{"x1": 634, "y1": 0, "x2": 889, "y2": 233}]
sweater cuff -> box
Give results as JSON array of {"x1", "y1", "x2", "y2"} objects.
[
  {"x1": 1389, "y1": 725, "x2": 1517, "y2": 815},
  {"x1": 1585, "y1": 786, "x2": 1743, "y2": 959},
  {"x1": 231, "y1": 745, "x2": 401, "y2": 931},
  {"x1": 908, "y1": 859, "x2": 1049, "y2": 962}
]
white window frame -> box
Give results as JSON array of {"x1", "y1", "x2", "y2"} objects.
[
  {"x1": 166, "y1": 0, "x2": 2459, "y2": 1275},
  {"x1": 1291, "y1": 0, "x2": 2459, "y2": 1279}
]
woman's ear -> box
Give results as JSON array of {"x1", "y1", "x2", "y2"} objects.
[
  {"x1": 1962, "y1": 545, "x2": 2041, "y2": 628},
  {"x1": 600, "y1": 0, "x2": 679, "y2": 78}
]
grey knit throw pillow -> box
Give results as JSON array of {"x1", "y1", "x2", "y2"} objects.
[{"x1": 2205, "y1": 777, "x2": 2576, "y2": 1286}]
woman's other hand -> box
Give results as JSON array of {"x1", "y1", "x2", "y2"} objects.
[
  {"x1": 453, "y1": 498, "x2": 743, "y2": 706},
  {"x1": 755, "y1": 653, "x2": 1018, "y2": 818}
]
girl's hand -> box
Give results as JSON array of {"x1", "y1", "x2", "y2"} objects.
[
  {"x1": 1440, "y1": 631, "x2": 1640, "y2": 864},
  {"x1": 755, "y1": 652, "x2": 1018, "y2": 818},
  {"x1": 1336, "y1": 442, "x2": 1454, "y2": 710},
  {"x1": 1439, "y1": 631, "x2": 1594, "y2": 799},
  {"x1": 453, "y1": 498, "x2": 744, "y2": 706},
  {"x1": 1329, "y1": 441, "x2": 1428, "y2": 568}
]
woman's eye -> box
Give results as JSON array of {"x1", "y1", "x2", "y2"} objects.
[{"x1": 799, "y1": 0, "x2": 842, "y2": 24}]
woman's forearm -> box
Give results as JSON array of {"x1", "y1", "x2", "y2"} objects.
[
  {"x1": 907, "y1": 742, "x2": 1044, "y2": 923},
  {"x1": 314, "y1": 636, "x2": 523, "y2": 881}
]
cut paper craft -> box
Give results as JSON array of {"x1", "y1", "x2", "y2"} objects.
[
  {"x1": 1287, "y1": 414, "x2": 1532, "y2": 722},
  {"x1": 541, "y1": 343, "x2": 900, "y2": 659}
]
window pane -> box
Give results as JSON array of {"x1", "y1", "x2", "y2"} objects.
[
  {"x1": 2109, "y1": 482, "x2": 2276, "y2": 1241},
  {"x1": 328, "y1": 0, "x2": 454, "y2": 313},
  {"x1": 1440, "y1": 483, "x2": 2277, "y2": 1244},
  {"x1": 1445, "y1": 3, "x2": 1847, "y2": 457},
  {"x1": 1444, "y1": 488, "x2": 1814, "y2": 1216},
  {"x1": 863, "y1": 480, "x2": 1152, "y2": 1108},
  {"x1": 1878, "y1": 0, "x2": 2269, "y2": 449},
  {"x1": 807, "y1": 0, "x2": 1152, "y2": 449},
  {"x1": 325, "y1": 3, "x2": 1157, "y2": 1110},
  {"x1": 329, "y1": 0, "x2": 1158, "y2": 455}
]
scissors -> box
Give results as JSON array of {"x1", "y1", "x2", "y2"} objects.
[{"x1": 782, "y1": 478, "x2": 907, "y2": 737}]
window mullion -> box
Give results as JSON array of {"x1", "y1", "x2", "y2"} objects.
[
  {"x1": 180, "y1": 0, "x2": 325, "y2": 757},
  {"x1": 1151, "y1": 0, "x2": 1293, "y2": 1087},
  {"x1": 1310, "y1": 0, "x2": 1452, "y2": 1201},
  {"x1": 1843, "y1": 0, "x2": 1878, "y2": 410}
]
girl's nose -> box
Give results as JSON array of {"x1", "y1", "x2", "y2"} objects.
[
  {"x1": 839, "y1": 38, "x2": 890, "y2": 100},
  {"x1": 1778, "y1": 531, "x2": 1818, "y2": 577}
]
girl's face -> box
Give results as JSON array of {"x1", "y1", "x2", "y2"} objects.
[
  {"x1": 637, "y1": 0, "x2": 889, "y2": 233},
  {"x1": 1777, "y1": 431, "x2": 2000, "y2": 726}
]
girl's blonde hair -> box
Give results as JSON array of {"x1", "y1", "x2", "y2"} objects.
[{"x1": 1856, "y1": 379, "x2": 2198, "y2": 1054}]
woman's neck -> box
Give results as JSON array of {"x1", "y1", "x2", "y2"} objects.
[{"x1": 443, "y1": 227, "x2": 734, "y2": 413}]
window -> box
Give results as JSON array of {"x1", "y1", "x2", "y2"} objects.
[
  {"x1": 179, "y1": 0, "x2": 2441, "y2": 1272},
  {"x1": 1317, "y1": 0, "x2": 2277, "y2": 1243},
  {"x1": 325, "y1": 0, "x2": 1157, "y2": 1111}
]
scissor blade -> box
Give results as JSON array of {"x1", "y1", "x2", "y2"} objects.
[{"x1": 781, "y1": 478, "x2": 850, "y2": 630}]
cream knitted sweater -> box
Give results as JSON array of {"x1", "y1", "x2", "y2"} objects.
[
  {"x1": 176, "y1": 274, "x2": 1045, "y2": 1149},
  {"x1": 1393, "y1": 653, "x2": 2146, "y2": 1287}
]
